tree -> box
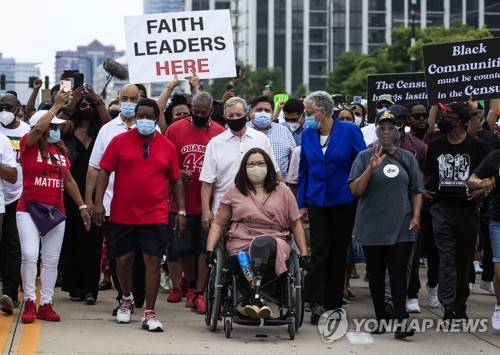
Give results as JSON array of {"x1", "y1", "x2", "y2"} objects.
[{"x1": 326, "y1": 23, "x2": 492, "y2": 101}]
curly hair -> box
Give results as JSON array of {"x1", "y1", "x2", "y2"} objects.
[{"x1": 164, "y1": 93, "x2": 191, "y2": 125}]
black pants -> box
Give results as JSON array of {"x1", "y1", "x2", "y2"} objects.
[
  {"x1": 421, "y1": 207, "x2": 439, "y2": 288},
  {"x1": 430, "y1": 202, "x2": 480, "y2": 313},
  {"x1": 407, "y1": 230, "x2": 423, "y2": 298},
  {"x1": 364, "y1": 242, "x2": 414, "y2": 320},
  {"x1": 304, "y1": 201, "x2": 356, "y2": 310},
  {"x1": 0, "y1": 201, "x2": 20, "y2": 302},
  {"x1": 470, "y1": 212, "x2": 493, "y2": 283}
]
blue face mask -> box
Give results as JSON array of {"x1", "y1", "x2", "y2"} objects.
[
  {"x1": 136, "y1": 119, "x2": 156, "y2": 135},
  {"x1": 253, "y1": 111, "x2": 272, "y2": 128},
  {"x1": 305, "y1": 116, "x2": 320, "y2": 130},
  {"x1": 48, "y1": 128, "x2": 60, "y2": 143},
  {"x1": 120, "y1": 102, "x2": 137, "y2": 118}
]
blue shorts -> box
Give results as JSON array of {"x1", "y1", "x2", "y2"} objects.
[
  {"x1": 489, "y1": 220, "x2": 500, "y2": 262},
  {"x1": 107, "y1": 223, "x2": 168, "y2": 258},
  {"x1": 170, "y1": 212, "x2": 208, "y2": 257}
]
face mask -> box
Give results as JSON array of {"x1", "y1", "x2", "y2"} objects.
[
  {"x1": 247, "y1": 166, "x2": 267, "y2": 183},
  {"x1": 120, "y1": 102, "x2": 136, "y2": 118},
  {"x1": 253, "y1": 111, "x2": 272, "y2": 128},
  {"x1": 48, "y1": 128, "x2": 60, "y2": 143},
  {"x1": 79, "y1": 108, "x2": 98, "y2": 121},
  {"x1": 136, "y1": 119, "x2": 156, "y2": 135},
  {"x1": 437, "y1": 119, "x2": 453, "y2": 134},
  {"x1": 354, "y1": 116, "x2": 362, "y2": 126},
  {"x1": 376, "y1": 107, "x2": 388, "y2": 114},
  {"x1": 305, "y1": 116, "x2": 322, "y2": 130},
  {"x1": 288, "y1": 122, "x2": 301, "y2": 132},
  {"x1": 0, "y1": 111, "x2": 16, "y2": 126},
  {"x1": 191, "y1": 114, "x2": 210, "y2": 127},
  {"x1": 109, "y1": 109, "x2": 120, "y2": 118},
  {"x1": 226, "y1": 116, "x2": 247, "y2": 132}
]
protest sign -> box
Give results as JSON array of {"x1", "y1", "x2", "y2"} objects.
[
  {"x1": 423, "y1": 37, "x2": 500, "y2": 104},
  {"x1": 124, "y1": 10, "x2": 236, "y2": 83},
  {"x1": 366, "y1": 72, "x2": 427, "y2": 123}
]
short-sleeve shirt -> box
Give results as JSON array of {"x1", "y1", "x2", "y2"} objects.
[
  {"x1": 348, "y1": 147, "x2": 423, "y2": 246},
  {"x1": 165, "y1": 118, "x2": 224, "y2": 214},
  {"x1": 473, "y1": 149, "x2": 500, "y2": 221},
  {"x1": 285, "y1": 146, "x2": 301, "y2": 185},
  {"x1": 199, "y1": 127, "x2": 279, "y2": 214},
  {"x1": 99, "y1": 129, "x2": 180, "y2": 225},
  {"x1": 17, "y1": 135, "x2": 70, "y2": 214},
  {"x1": 400, "y1": 132, "x2": 428, "y2": 168}
]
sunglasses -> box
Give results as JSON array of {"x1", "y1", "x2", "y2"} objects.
[
  {"x1": 142, "y1": 142, "x2": 149, "y2": 159},
  {"x1": 409, "y1": 112, "x2": 429, "y2": 120},
  {"x1": 0, "y1": 104, "x2": 15, "y2": 112},
  {"x1": 79, "y1": 101, "x2": 95, "y2": 110}
]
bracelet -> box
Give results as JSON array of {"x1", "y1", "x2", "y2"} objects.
[
  {"x1": 94, "y1": 99, "x2": 103, "y2": 106},
  {"x1": 48, "y1": 110, "x2": 56, "y2": 118},
  {"x1": 79, "y1": 204, "x2": 88, "y2": 211}
]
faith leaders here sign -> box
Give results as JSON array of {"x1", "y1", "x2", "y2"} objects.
[{"x1": 124, "y1": 10, "x2": 236, "y2": 83}]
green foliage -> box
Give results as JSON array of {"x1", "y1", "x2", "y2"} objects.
[{"x1": 326, "y1": 24, "x2": 492, "y2": 100}]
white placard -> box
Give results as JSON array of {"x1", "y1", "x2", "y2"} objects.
[{"x1": 124, "y1": 10, "x2": 236, "y2": 83}]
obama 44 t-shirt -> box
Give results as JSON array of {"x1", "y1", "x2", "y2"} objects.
[
  {"x1": 422, "y1": 134, "x2": 488, "y2": 203},
  {"x1": 99, "y1": 128, "x2": 181, "y2": 225}
]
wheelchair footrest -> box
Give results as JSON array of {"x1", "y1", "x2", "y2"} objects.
[
  {"x1": 263, "y1": 316, "x2": 293, "y2": 326},
  {"x1": 233, "y1": 314, "x2": 261, "y2": 326}
]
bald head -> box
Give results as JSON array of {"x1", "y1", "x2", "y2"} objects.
[
  {"x1": 0, "y1": 93, "x2": 19, "y2": 106},
  {"x1": 119, "y1": 84, "x2": 140, "y2": 104}
]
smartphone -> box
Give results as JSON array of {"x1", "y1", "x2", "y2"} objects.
[
  {"x1": 60, "y1": 80, "x2": 71, "y2": 92},
  {"x1": 235, "y1": 65, "x2": 241, "y2": 78},
  {"x1": 226, "y1": 84, "x2": 233, "y2": 91},
  {"x1": 63, "y1": 69, "x2": 79, "y2": 78},
  {"x1": 74, "y1": 73, "x2": 84, "y2": 89},
  {"x1": 353, "y1": 96, "x2": 362, "y2": 104}
]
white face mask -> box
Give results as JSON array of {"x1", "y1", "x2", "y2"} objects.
[
  {"x1": 354, "y1": 116, "x2": 362, "y2": 126},
  {"x1": 0, "y1": 111, "x2": 16, "y2": 126},
  {"x1": 376, "y1": 107, "x2": 388, "y2": 114},
  {"x1": 246, "y1": 166, "x2": 267, "y2": 183},
  {"x1": 288, "y1": 122, "x2": 301, "y2": 132}
]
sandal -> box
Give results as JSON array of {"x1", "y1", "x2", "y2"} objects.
[{"x1": 98, "y1": 281, "x2": 112, "y2": 290}]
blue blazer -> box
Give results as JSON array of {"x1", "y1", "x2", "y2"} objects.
[{"x1": 298, "y1": 120, "x2": 366, "y2": 208}]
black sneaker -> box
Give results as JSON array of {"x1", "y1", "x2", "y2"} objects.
[
  {"x1": 395, "y1": 321, "x2": 415, "y2": 339},
  {"x1": 454, "y1": 311, "x2": 468, "y2": 322},
  {"x1": 310, "y1": 303, "x2": 326, "y2": 325},
  {"x1": 369, "y1": 320, "x2": 387, "y2": 334}
]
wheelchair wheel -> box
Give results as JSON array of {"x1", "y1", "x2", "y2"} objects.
[
  {"x1": 288, "y1": 319, "x2": 296, "y2": 340},
  {"x1": 289, "y1": 250, "x2": 303, "y2": 331},
  {"x1": 205, "y1": 246, "x2": 225, "y2": 332},
  {"x1": 224, "y1": 320, "x2": 232, "y2": 338}
]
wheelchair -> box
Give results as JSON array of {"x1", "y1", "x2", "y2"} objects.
[{"x1": 205, "y1": 241, "x2": 304, "y2": 340}]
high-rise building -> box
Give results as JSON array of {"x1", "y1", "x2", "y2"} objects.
[
  {"x1": 144, "y1": 0, "x2": 184, "y2": 14},
  {"x1": 0, "y1": 53, "x2": 41, "y2": 104}
]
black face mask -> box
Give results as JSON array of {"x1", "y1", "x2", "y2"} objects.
[
  {"x1": 437, "y1": 119, "x2": 453, "y2": 134},
  {"x1": 109, "y1": 109, "x2": 120, "y2": 119},
  {"x1": 226, "y1": 116, "x2": 247, "y2": 132},
  {"x1": 191, "y1": 114, "x2": 210, "y2": 127},
  {"x1": 79, "y1": 108, "x2": 98, "y2": 121}
]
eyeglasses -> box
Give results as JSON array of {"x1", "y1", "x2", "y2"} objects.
[
  {"x1": 376, "y1": 125, "x2": 397, "y2": 132},
  {"x1": 79, "y1": 101, "x2": 94, "y2": 110},
  {"x1": 142, "y1": 142, "x2": 149, "y2": 159},
  {"x1": 304, "y1": 109, "x2": 321, "y2": 117},
  {"x1": 409, "y1": 112, "x2": 429, "y2": 120},
  {"x1": 246, "y1": 161, "x2": 267, "y2": 168},
  {"x1": 0, "y1": 104, "x2": 15, "y2": 112},
  {"x1": 377, "y1": 103, "x2": 392, "y2": 109}
]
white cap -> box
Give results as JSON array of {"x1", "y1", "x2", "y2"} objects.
[{"x1": 30, "y1": 110, "x2": 66, "y2": 128}]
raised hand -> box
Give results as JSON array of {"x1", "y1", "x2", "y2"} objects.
[{"x1": 369, "y1": 145, "x2": 386, "y2": 169}]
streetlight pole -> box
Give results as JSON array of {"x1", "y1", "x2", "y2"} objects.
[
  {"x1": 410, "y1": 0, "x2": 417, "y2": 72},
  {"x1": 55, "y1": 54, "x2": 94, "y2": 86}
]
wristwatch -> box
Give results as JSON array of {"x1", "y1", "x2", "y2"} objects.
[
  {"x1": 94, "y1": 99, "x2": 104, "y2": 106},
  {"x1": 61, "y1": 105, "x2": 75, "y2": 116},
  {"x1": 178, "y1": 210, "x2": 187, "y2": 216}
]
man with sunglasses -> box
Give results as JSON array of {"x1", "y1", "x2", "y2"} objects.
[
  {"x1": 93, "y1": 99, "x2": 186, "y2": 332},
  {"x1": 422, "y1": 101, "x2": 489, "y2": 323},
  {"x1": 281, "y1": 98, "x2": 305, "y2": 146}
]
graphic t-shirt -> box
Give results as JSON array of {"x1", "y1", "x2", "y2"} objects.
[
  {"x1": 473, "y1": 149, "x2": 500, "y2": 221},
  {"x1": 165, "y1": 118, "x2": 224, "y2": 214},
  {"x1": 422, "y1": 134, "x2": 488, "y2": 202},
  {"x1": 99, "y1": 129, "x2": 181, "y2": 225},
  {"x1": 0, "y1": 121, "x2": 30, "y2": 204},
  {"x1": 17, "y1": 135, "x2": 71, "y2": 213}
]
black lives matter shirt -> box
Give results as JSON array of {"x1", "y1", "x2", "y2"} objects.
[
  {"x1": 422, "y1": 134, "x2": 488, "y2": 203},
  {"x1": 473, "y1": 149, "x2": 500, "y2": 221}
]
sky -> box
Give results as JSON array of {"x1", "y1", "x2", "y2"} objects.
[{"x1": 1, "y1": 0, "x2": 143, "y2": 85}]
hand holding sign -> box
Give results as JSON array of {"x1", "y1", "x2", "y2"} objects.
[{"x1": 186, "y1": 69, "x2": 200, "y2": 93}]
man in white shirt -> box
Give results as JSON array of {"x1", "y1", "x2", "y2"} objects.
[{"x1": 200, "y1": 97, "x2": 280, "y2": 231}]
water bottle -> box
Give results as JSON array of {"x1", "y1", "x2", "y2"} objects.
[{"x1": 237, "y1": 251, "x2": 254, "y2": 283}]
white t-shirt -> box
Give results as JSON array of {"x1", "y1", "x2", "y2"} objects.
[
  {"x1": 285, "y1": 146, "x2": 301, "y2": 185},
  {"x1": 0, "y1": 133, "x2": 19, "y2": 213},
  {"x1": 0, "y1": 121, "x2": 30, "y2": 205},
  {"x1": 199, "y1": 126, "x2": 279, "y2": 214}
]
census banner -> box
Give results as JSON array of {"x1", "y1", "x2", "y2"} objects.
[
  {"x1": 423, "y1": 37, "x2": 500, "y2": 105},
  {"x1": 366, "y1": 72, "x2": 427, "y2": 123},
  {"x1": 124, "y1": 10, "x2": 236, "y2": 83}
]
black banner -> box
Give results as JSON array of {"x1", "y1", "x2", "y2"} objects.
[
  {"x1": 366, "y1": 72, "x2": 427, "y2": 123},
  {"x1": 423, "y1": 37, "x2": 500, "y2": 105}
]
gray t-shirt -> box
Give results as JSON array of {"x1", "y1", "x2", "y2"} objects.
[{"x1": 348, "y1": 147, "x2": 424, "y2": 246}]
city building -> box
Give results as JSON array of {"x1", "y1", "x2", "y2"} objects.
[{"x1": 0, "y1": 53, "x2": 41, "y2": 104}]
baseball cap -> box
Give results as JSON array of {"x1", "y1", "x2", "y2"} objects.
[
  {"x1": 388, "y1": 104, "x2": 407, "y2": 119},
  {"x1": 375, "y1": 110, "x2": 398, "y2": 125},
  {"x1": 438, "y1": 102, "x2": 471, "y2": 122},
  {"x1": 30, "y1": 110, "x2": 66, "y2": 128},
  {"x1": 376, "y1": 94, "x2": 395, "y2": 105},
  {"x1": 37, "y1": 100, "x2": 53, "y2": 111}
]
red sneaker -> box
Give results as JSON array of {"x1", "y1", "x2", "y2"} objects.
[
  {"x1": 167, "y1": 287, "x2": 183, "y2": 303},
  {"x1": 179, "y1": 275, "x2": 188, "y2": 297},
  {"x1": 36, "y1": 303, "x2": 61, "y2": 322},
  {"x1": 185, "y1": 288, "x2": 196, "y2": 308},
  {"x1": 191, "y1": 294, "x2": 206, "y2": 314},
  {"x1": 21, "y1": 300, "x2": 37, "y2": 323}
]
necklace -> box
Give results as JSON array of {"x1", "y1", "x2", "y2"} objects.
[{"x1": 320, "y1": 122, "x2": 334, "y2": 148}]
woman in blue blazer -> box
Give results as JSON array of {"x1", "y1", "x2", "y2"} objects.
[{"x1": 298, "y1": 91, "x2": 366, "y2": 324}]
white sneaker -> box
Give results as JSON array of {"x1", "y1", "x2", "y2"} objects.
[
  {"x1": 160, "y1": 270, "x2": 171, "y2": 293},
  {"x1": 480, "y1": 280, "x2": 495, "y2": 295},
  {"x1": 492, "y1": 305, "x2": 500, "y2": 332},
  {"x1": 474, "y1": 261, "x2": 483, "y2": 274},
  {"x1": 117, "y1": 297, "x2": 134, "y2": 323},
  {"x1": 469, "y1": 283, "x2": 474, "y2": 293},
  {"x1": 405, "y1": 298, "x2": 421, "y2": 313},
  {"x1": 142, "y1": 311, "x2": 164, "y2": 332},
  {"x1": 427, "y1": 284, "x2": 440, "y2": 308}
]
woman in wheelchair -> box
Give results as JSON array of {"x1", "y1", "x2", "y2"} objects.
[{"x1": 205, "y1": 148, "x2": 309, "y2": 320}]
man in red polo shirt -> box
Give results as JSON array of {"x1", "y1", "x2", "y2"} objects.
[{"x1": 93, "y1": 99, "x2": 186, "y2": 332}]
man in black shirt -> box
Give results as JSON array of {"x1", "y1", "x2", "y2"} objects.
[{"x1": 422, "y1": 102, "x2": 489, "y2": 322}]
